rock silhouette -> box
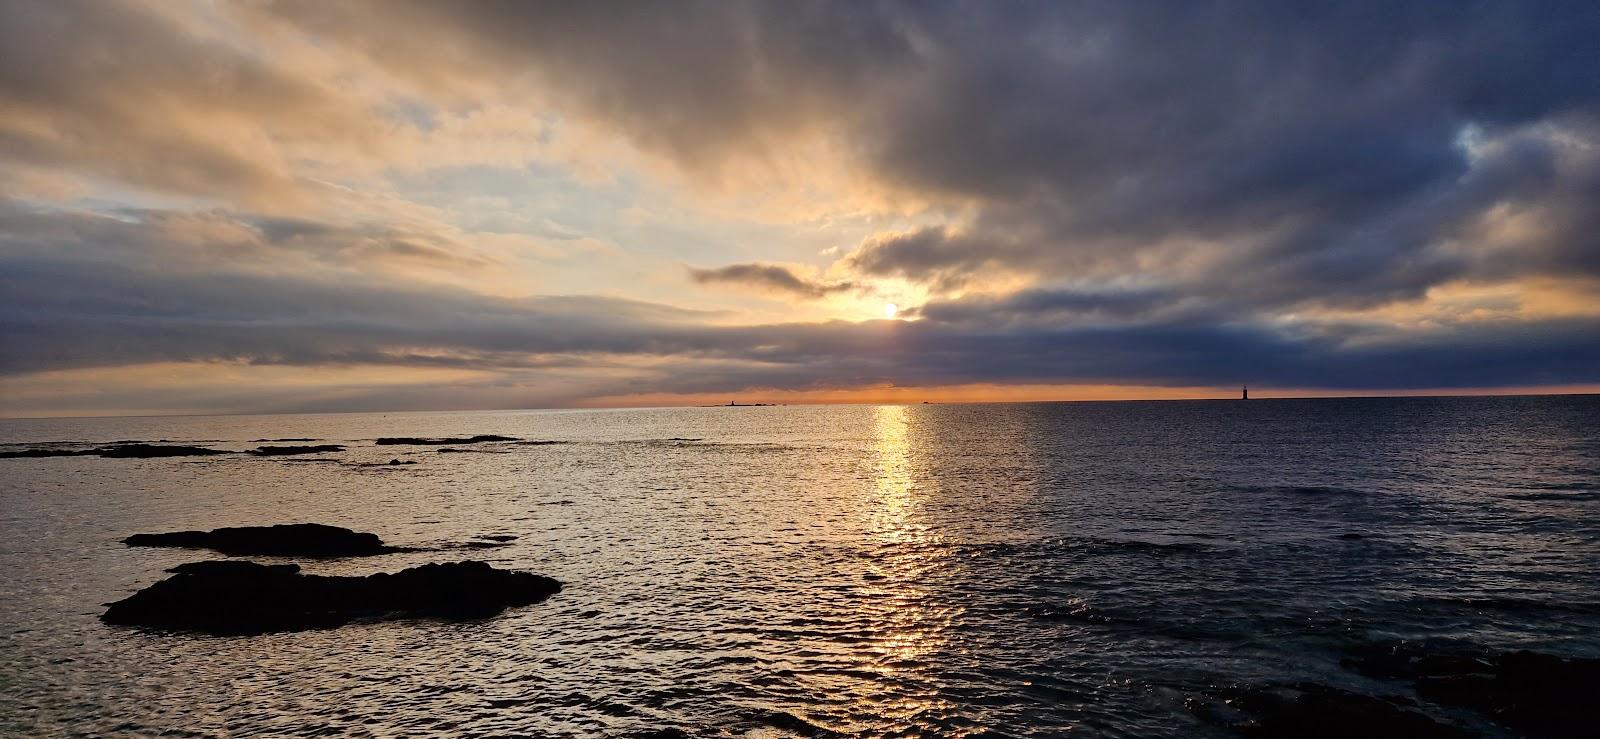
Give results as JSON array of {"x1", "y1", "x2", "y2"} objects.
[
  {"x1": 1, "y1": 443, "x2": 230, "y2": 459},
  {"x1": 1190, "y1": 682, "x2": 1470, "y2": 738},
  {"x1": 123, "y1": 523, "x2": 404, "y2": 557},
  {"x1": 249, "y1": 444, "x2": 346, "y2": 455},
  {"x1": 95, "y1": 444, "x2": 232, "y2": 458},
  {"x1": 374, "y1": 435, "x2": 518, "y2": 445},
  {"x1": 1343, "y1": 643, "x2": 1598, "y2": 737},
  {"x1": 101, "y1": 560, "x2": 562, "y2": 635}
]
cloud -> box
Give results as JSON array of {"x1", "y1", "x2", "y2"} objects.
[
  {"x1": 689, "y1": 263, "x2": 855, "y2": 299},
  {"x1": 0, "y1": 0, "x2": 388, "y2": 208},
  {"x1": 5, "y1": 203, "x2": 1600, "y2": 412},
  {"x1": 4, "y1": 2, "x2": 1600, "y2": 414},
  {"x1": 249, "y1": 1, "x2": 1600, "y2": 313}
]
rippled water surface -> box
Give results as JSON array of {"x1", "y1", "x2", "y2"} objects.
[{"x1": 2, "y1": 397, "x2": 1598, "y2": 737}]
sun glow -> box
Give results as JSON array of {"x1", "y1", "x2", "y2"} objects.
[{"x1": 884, "y1": 302, "x2": 898, "y2": 319}]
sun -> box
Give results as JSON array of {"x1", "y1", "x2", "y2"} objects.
[{"x1": 883, "y1": 302, "x2": 898, "y2": 319}]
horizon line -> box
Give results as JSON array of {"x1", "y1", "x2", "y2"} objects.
[{"x1": 2, "y1": 388, "x2": 1596, "y2": 422}]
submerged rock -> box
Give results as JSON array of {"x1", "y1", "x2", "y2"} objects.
[
  {"x1": 249, "y1": 444, "x2": 345, "y2": 456},
  {"x1": 101, "y1": 560, "x2": 562, "y2": 634},
  {"x1": 95, "y1": 444, "x2": 231, "y2": 458},
  {"x1": 166, "y1": 560, "x2": 301, "y2": 576},
  {"x1": 374, "y1": 435, "x2": 519, "y2": 445},
  {"x1": 0, "y1": 448, "x2": 91, "y2": 458},
  {"x1": 1, "y1": 443, "x2": 230, "y2": 459},
  {"x1": 123, "y1": 523, "x2": 404, "y2": 557},
  {"x1": 1189, "y1": 683, "x2": 1470, "y2": 738},
  {"x1": 1343, "y1": 643, "x2": 1599, "y2": 737}
]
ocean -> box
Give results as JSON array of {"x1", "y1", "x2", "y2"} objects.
[{"x1": 1, "y1": 396, "x2": 1597, "y2": 737}]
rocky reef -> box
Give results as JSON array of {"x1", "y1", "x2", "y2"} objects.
[
  {"x1": 1, "y1": 443, "x2": 231, "y2": 459},
  {"x1": 1189, "y1": 682, "x2": 1471, "y2": 738},
  {"x1": 1342, "y1": 643, "x2": 1598, "y2": 737},
  {"x1": 374, "y1": 435, "x2": 519, "y2": 445},
  {"x1": 123, "y1": 523, "x2": 405, "y2": 557},
  {"x1": 102, "y1": 560, "x2": 562, "y2": 635},
  {"x1": 1190, "y1": 642, "x2": 1600, "y2": 737},
  {"x1": 249, "y1": 444, "x2": 346, "y2": 455}
]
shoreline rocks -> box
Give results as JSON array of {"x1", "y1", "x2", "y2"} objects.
[
  {"x1": 123, "y1": 523, "x2": 405, "y2": 557},
  {"x1": 249, "y1": 444, "x2": 346, "y2": 456},
  {"x1": 1, "y1": 443, "x2": 231, "y2": 459},
  {"x1": 102, "y1": 560, "x2": 562, "y2": 634},
  {"x1": 1189, "y1": 682, "x2": 1471, "y2": 738},
  {"x1": 375, "y1": 435, "x2": 519, "y2": 446},
  {"x1": 1343, "y1": 643, "x2": 1598, "y2": 737}
]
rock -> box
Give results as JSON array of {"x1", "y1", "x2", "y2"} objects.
[
  {"x1": 249, "y1": 444, "x2": 346, "y2": 456},
  {"x1": 101, "y1": 560, "x2": 562, "y2": 635},
  {"x1": 374, "y1": 435, "x2": 519, "y2": 445},
  {"x1": 0, "y1": 448, "x2": 92, "y2": 458},
  {"x1": 122, "y1": 523, "x2": 404, "y2": 557},
  {"x1": 2, "y1": 444, "x2": 230, "y2": 459},
  {"x1": 167, "y1": 560, "x2": 301, "y2": 576},
  {"x1": 93, "y1": 444, "x2": 231, "y2": 458},
  {"x1": 1342, "y1": 643, "x2": 1599, "y2": 737},
  {"x1": 1190, "y1": 683, "x2": 1471, "y2": 738}
]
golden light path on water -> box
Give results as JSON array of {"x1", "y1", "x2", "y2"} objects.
[{"x1": 852, "y1": 404, "x2": 966, "y2": 731}]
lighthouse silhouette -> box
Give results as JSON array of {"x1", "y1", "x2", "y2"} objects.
[{"x1": 1242, "y1": 385, "x2": 1249, "y2": 400}]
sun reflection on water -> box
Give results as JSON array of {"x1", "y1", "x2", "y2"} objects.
[{"x1": 852, "y1": 405, "x2": 970, "y2": 732}]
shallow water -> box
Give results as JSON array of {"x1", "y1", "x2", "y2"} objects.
[{"x1": 2, "y1": 397, "x2": 1598, "y2": 737}]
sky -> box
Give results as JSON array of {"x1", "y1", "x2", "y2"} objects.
[{"x1": 2, "y1": 0, "x2": 1599, "y2": 417}]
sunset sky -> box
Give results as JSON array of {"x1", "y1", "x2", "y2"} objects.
[{"x1": 3, "y1": 1, "x2": 1599, "y2": 416}]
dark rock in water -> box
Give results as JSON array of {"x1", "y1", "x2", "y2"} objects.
[
  {"x1": 0, "y1": 447, "x2": 92, "y2": 458},
  {"x1": 123, "y1": 523, "x2": 403, "y2": 557},
  {"x1": 374, "y1": 435, "x2": 519, "y2": 446},
  {"x1": 101, "y1": 560, "x2": 562, "y2": 635},
  {"x1": 1189, "y1": 683, "x2": 1470, "y2": 738},
  {"x1": 1343, "y1": 643, "x2": 1599, "y2": 737},
  {"x1": 167, "y1": 560, "x2": 300, "y2": 576},
  {"x1": 94, "y1": 444, "x2": 231, "y2": 458},
  {"x1": 3, "y1": 444, "x2": 231, "y2": 459},
  {"x1": 249, "y1": 444, "x2": 346, "y2": 456}
]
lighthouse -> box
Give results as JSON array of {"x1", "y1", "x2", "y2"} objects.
[{"x1": 1242, "y1": 385, "x2": 1249, "y2": 400}]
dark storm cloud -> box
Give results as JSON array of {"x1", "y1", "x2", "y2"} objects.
[
  {"x1": 689, "y1": 263, "x2": 856, "y2": 299},
  {"x1": 5, "y1": 205, "x2": 1600, "y2": 401},
  {"x1": 259, "y1": 0, "x2": 1600, "y2": 311},
  {"x1": 4, "y1": 1, "x2": 1600, "y2": 410}
]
